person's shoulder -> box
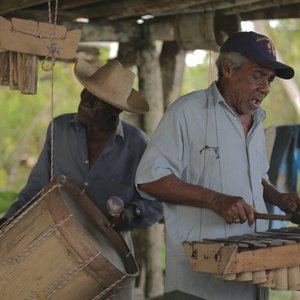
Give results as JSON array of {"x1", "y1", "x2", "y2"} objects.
[
  {"x1": 121, "y1": 120, "x2": 149, "y2": 142},
  {"x1": 54, "y1": 113, "x2": 75, "y2": 120},
  {"x1": 53, "y1": 113, "x2": 76, "y2": 123},
  {"x1": 167, "y1": 89, "x2": 208, "y2": 113}
]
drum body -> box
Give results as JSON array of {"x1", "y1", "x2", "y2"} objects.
[{"x1": 0, "y1": 176, "x2": 138, "y2": 299}]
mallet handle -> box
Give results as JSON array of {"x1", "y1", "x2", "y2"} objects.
[{"x1": 254, "y1": 212, "x2": 290, "y2": 222}]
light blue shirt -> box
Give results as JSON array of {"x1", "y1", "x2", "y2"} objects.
[
  {"x1": 136, "y1": 82, "x2": 269, "y2": 300},
  {"x1": 5, "y1": 113, "x2": 163, "y2": 229}
]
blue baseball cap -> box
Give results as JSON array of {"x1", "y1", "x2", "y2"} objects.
[{"x1": 220, "y1": 31, "x2": 294, "y2": 79}]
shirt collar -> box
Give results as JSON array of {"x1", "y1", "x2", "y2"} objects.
[{"x1": 71, "y1": 113, "x2": 125, "y2": 143}]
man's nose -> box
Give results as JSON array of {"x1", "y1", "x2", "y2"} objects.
[{"x1": 257, "y1": 79, "x2": 270, "y2": 95}]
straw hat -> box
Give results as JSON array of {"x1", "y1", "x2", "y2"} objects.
[{"x1": 74, "y1": 58, "x2": 149, "y2": 113}]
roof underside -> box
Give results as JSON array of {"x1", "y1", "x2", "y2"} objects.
[
  {"x1": 2, "y1": 0, "x2": 300, "y2": 24},
  {"x1": 2, "y1": 1, "x2": 300, "y2": 48}
]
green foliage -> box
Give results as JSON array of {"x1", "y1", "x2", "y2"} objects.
[
  {"x1": 269, "y1": 290, "x2": 294, "y2": 300},
  {"x1": 0, "y1": 191, "x2": 17, "y2": 213},
  {"x1": 260, "y1": 19, "x2": 300, "y2": 127},
  {"x1": 181, "y1": 51, "x2": 218, "y2": 95},
  {"x1": 0, "y1": 61, "x2": 82, "y2": 192}
]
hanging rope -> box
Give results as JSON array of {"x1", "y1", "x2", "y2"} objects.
[
  {"x1": 199, "y1": 50, "x2": 224, "y2": 239},
  {"x1": 42, "y1": 0, "x2": 59, "y2": 181},
  {"x1": 208, "y1": 50, "x2": 213, "y2": 86}
]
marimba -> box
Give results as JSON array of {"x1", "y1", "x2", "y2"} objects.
[{"x1": 183, "y1": 227, "x2": 300, "y2": 290}]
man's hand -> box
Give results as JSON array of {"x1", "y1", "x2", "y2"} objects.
[
  {"x1": 277, "y1": 192, "x2": 300, "y2": 214},
  {"x1": 108, "y1": 204, "x2": 142, "y2": 231},
  {"x1": 212, "y1": 194, "x2": 256, "y2": 226}
]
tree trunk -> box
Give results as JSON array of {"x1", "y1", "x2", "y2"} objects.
[
  {"x1": 160, "y1": 41, "x2": 186, "y2": 110},
  {"x1": 137, "y1": 31, "x2": 164, "y2": 136},
  {"x1": 135, "y1": 29, "x2": 165, "y2": 298}
]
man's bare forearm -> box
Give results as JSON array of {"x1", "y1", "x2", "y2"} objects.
[
  {"x1": 138, "y1": 174, "x2": 256, "y2": 225},
  {"x1": 262, "y1": 178, "x2": 282, "y2": 207},
  {"x1": 139, "y1": 174, "x2": 220, "y2": 209}
]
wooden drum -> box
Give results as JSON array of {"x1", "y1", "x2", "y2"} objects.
[{"x1": 0, "y1": 176, "x2": 138, "y2": 299}]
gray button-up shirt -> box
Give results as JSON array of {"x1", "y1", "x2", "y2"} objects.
[
  {"x1": 6, "y1": 113, "x2": 163, "y2": 229},
  {"x1": 136, "y1": 82, "x2": 269, "y2": 300}
]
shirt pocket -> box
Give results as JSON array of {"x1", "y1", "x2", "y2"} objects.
[{"x1": 187, "y1": 141, "x2": 221, "y2": 188}]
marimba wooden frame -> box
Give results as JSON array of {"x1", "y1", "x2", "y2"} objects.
[{"x1": 182, "y1": 241, "x2": 300, "y2": 275}]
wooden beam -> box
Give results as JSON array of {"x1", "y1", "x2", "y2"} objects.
[
  {"x1": 60, "y1": 0, "x2": 300, "y2": 21},
  {"x1": 3, "y1": 9, "x2": 78, "y2": 22},
  {"x1": 65, "y1": 0, "x2": 213, "y2": 20},
  {"x1": 69, "y1": 20, "x2": 141, "y2": 42},
  {"x1": 153, "y1": 0, "x2": 273, "y2": 16},
  {"x1": 60, "y1": 0, "x2": 107, "y2": 10},
  {"x1": 0, "y1": 0, "x2": 47, "y2": 15},
  {"x1": 222, "y1": 0, "x2": 300, "y2": 15},
  {"x1": 241, "y1": 3, "x2": 300, "y2": 20},
  {"x1": 67, "y1": 18, "x2": 178, "y2": 42},
  {"x1": 2, "y1": 0, "x2": 300, "y2": 26}
]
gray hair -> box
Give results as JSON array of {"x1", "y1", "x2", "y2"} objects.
[{"x1": 215, "y1": 52, "x2": 249, "y2": 80}]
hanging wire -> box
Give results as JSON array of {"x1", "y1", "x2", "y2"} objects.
[
  {"x1": 44, "y1": 0, "x2": 59, "y2": 181},
  {"x1": 207, "y1": 50, "x2": 214, "y2": 85},
  {"x1": 209, "y1": 49, "x2": 225, "y2": 235},
  {"x1": 199, "y1": 49, "x2": 225, "y2": 239}
]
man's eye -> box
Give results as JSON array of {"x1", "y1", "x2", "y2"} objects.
[{"x1": 252, "y1": 72, "x2": 262, "y2": 80}]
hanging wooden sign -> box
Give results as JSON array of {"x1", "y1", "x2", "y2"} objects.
[
  {"x1": 0, "y1": 16, "x2": 81, "y2": 60},
  {"x1": 0, "y1": 16, "x2": 81, "y2": 94}
]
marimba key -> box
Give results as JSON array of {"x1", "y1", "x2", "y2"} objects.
[
  {"x1": 259, "y1": 270, "x2": 276, "y2": 288},
  {"x1": 252, "y1": 270, "x2": 267, "y2": 284},
  {"x1": 236, "y1": 272, "x2": 253, "y2": 281},
  {"x1": 274, "y1": 268, "x2": 288, "y2": 291},
  {"x1": 288, "y1": 266, "x2": 300, "y2": 290}
]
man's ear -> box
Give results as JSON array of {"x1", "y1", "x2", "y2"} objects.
[{"x1": 220, "y1": 58, "x2": 232, "y2": 78}]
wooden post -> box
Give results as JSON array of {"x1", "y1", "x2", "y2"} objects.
[
  {"x1": 160, "y1": 41, "x2": 186, "y2": 111},
  {"x1": 137, "y1": 27, "x2": 164, "y2": 136},
  {"x1": 117, "y1": 40, "x2": 143, "y2": 129},
  {"x1": 136, "y1": 26, "x2": 164, "y2": 298}
]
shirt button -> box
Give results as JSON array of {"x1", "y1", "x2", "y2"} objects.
[
  {"x1": 84, "y1": 182, "x2": 88, "y2": 186},
  {"x1": 85, "y1": 160, "x2": 89, "y2": 164}
]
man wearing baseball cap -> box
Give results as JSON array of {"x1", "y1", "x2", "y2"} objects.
[
  {"x1": 136, "y1": 31, "x2": 300, "y2": 300},
  {"x1": 1, "y1": 58, "x2": 163, "y2": 299}
]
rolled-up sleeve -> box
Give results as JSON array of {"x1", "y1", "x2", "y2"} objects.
[{"x1": 136, "y1": 109, "x2": 185, "y2": 199}]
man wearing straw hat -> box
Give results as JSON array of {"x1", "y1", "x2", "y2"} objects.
[{"x1": 1, "y1": 58, "x2": 163, "y2": 299}]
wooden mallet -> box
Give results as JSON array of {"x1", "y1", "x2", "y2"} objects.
[{"x1": 254, "y1": 211, "x2": 300, "y2": 225}]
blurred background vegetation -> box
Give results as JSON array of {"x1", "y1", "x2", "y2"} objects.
[{"x1": 0, "y1": 19, "x2": 299, "y2": 299}]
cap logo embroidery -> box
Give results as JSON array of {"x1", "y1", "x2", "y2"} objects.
[{"x1": 256, "y1": 37, "x2": 276, "y2": 58}]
